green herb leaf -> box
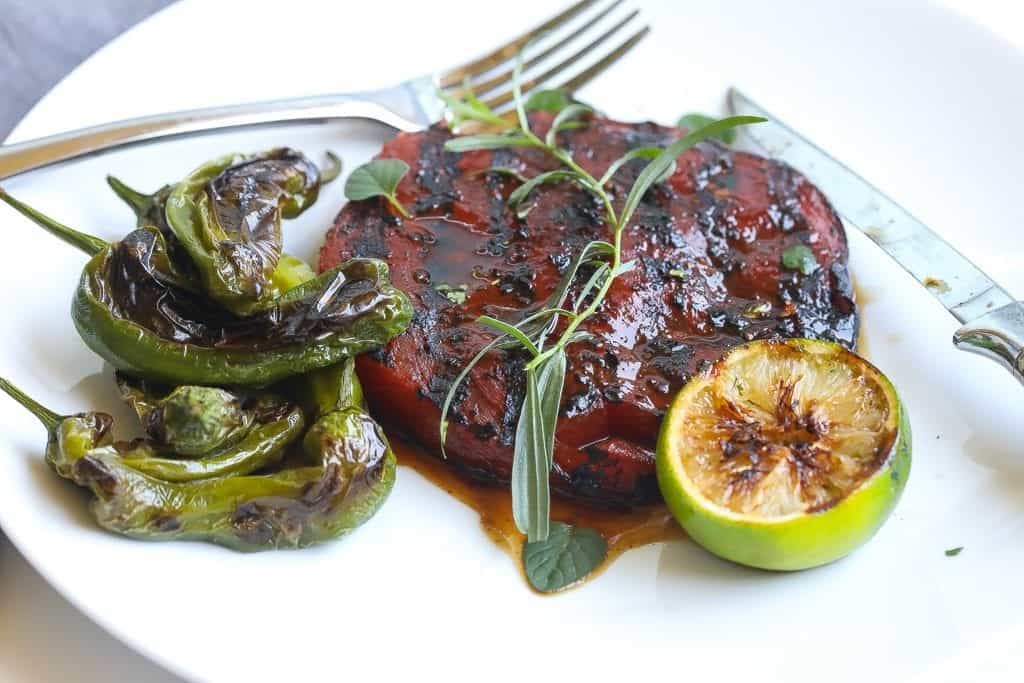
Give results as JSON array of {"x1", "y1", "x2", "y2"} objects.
[
  {"x1": 508, "y1": 170, "x2": 580, "y2": 216},
  {"x1": 945, "y1": 546, "x2": 964, "y2": 557},
  {"x1": 781, "y1": 244, "x2": 818, "y2": 275},
  {"x1": 439, "y1": 333, "x2": 505, "y2": 453},
  {"x1": 512, "y1": 351, "x2": 566, "y2": 541},
  {"x1": 619, "y1": 116, "x2": 765, "y2": 233},
  {"x1": 612, "y1": 259, "x2": 636, "y2": 277},
  {"x1": 533, "y1": 240, "x2": 614, "y2": 346},
  {"x1": 512, "y1": 50, "x2": 531, "y2": 134},
  {"x1": 439, "y1": 307, "x2": 559, "y2": 453},
  {"x1": 435, "y1": 282, "x2": 468, "y2": 305},
  {"x1": 564, "y1": 330, "x2": 593, "y2": 345},
  {"x1": 526, "y1": 89, "x2": 573, "y2": 113},
  {"x1": 344, "y1": 159, "x2": 411, "y2": 217},
  {"x1": 546, "y1": 103, "x2": 593, "y2": 147},
  {"x1": 436, "y1": 87, "x2": 509, "y2": 130},
  {"x1": 444, "y1": 134, "x2": 537, "y2": 153},
  {"x1": 523, "y1": 522, "x2": 608, "y2": 593},
  {"x1": 478, "y1": 315, "x2": 540, "y2": 356},
  {"x1": 573, "y1": 263, "x2": 610, "y2": 313},
  {"x1": 599, "y1": 146, "x2": 674, "y2": 186},
  {"x1": 677, "y1": 113, "x2": 737, "y2": 144},
  {"x1": 472, "y1": 167, "x2": 529, "y2": 183}
]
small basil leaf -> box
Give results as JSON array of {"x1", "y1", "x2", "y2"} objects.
[
  {"x1": 781, "y1": 244, "x2": 818, "y2": 275},
  {"x1": 523, "y1": 522, "x2": 608, "y2": 593},
  {"x1": 444, "y1": 134, "x2": 537, "y2": 153},
  {"x1": 344, "y1": 159, "x2": 410, "y2": 217},
  {"x1": 677, "y1": 113, "x2": 737, "y2": 144},
  {"x1": 526, "y1": 89, "x2": 572, "y2": 113}
]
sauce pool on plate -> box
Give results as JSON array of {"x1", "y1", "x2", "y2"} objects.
[{"x1": 390, "y1": 435, "x2": 684, "y2": 588}]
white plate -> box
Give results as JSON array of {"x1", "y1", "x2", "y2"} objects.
[{"x1": 3, "y1": 1, "x2": 1024, "y2": 681}]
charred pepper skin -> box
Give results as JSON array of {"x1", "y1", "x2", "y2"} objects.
[
  {"x1": 116, "y1": 373, "x2": 254, "y2": 456},
  {"x1": 111, "y1": 148, "x2": 326, "y2": 316},
  {"x1": 280, "y1": 356, "x2": 365, "y2": 419},
  {"x1": 107, "y1": 396, "x2": 304, "y2": 482},
  {"x1": 0, "y1": 377, "x2": 395, "y2": 551},
  {"x1": 108, "y1": 171, "x2": 318, "y2": 296},
  {"x1": 72, "y1": 228, "x2": 412, "y2": 385},
  {"x1": 0, "y1": 190, "x2": 413, "y2": 387}
]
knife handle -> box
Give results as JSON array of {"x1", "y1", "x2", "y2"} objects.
[{"x1": 953, "y1": 302, "x2": 1024, "y2": 384}]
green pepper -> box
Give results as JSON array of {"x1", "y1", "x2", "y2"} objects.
[
  {"x1": 280, "y1": 356, "x2": 365, "y2": 420},
  {"x1": 0, "y1": 191, "x2": 412, "y2": 386},
  {"x1": 109, "y1": 149, "x2": 333, "y2": 315},
  {"x1": 108, "y1": 394, "x2": 303, "y2": 481},
  {"x1": 116, "y1": 373, "x2": 254, "y2": 455},
  {"x1": 108, "y1": 155, "x2": 330, "y2": 295},
  {"x1": 1, "y1": 377, "x2": 394, "y2": 551},
  {"x1": 105, "y1": 175, "x2": 173, "y2": 234}
]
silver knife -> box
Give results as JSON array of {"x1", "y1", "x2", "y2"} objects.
[{"x1": 728, "y1": 88, "x2": 1024, "y2": 384}]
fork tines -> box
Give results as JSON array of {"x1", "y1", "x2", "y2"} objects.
[{"x1": 438, "y1": 0, "x2": 649, "y2": 112}]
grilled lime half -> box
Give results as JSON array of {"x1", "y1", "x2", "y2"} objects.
[{"x1": 656, "y1": 338, "x2": 910, "y2": 570}]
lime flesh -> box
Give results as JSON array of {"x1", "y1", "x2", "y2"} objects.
[{"x1": 656, "y1": 339, "x2": 910, "y2": 570}]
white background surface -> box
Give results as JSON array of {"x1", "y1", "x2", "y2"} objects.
[{"x1": 1, "y1": 1, "x2": 1023, "y2": 681}]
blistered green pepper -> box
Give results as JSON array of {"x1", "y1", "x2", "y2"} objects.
[
  {"x1": 110, "y1": 394, "x2": 303, "y2": 481},
  {"x1": 1, "y1": 377, "x2": 394, "y2": 551},
  {"x1": 0, "y1": 191, "x2": 412, "y2": 386},
  {"x1": 109, "y1": 149, "x2": 337, "y2": 314},
  {"x1": 108, "y1": 170, "x2": 322, "y2": 297},
  {"x1": 116, "y1": 373, "x2": 254, "y2": 455},
  {"x1": 280, "y1": 356, "x2": 365, "y2": 420}
]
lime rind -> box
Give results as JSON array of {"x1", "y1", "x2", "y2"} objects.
[{"x1": 656, "y1": 338, "x2": 911, "y2": 571}]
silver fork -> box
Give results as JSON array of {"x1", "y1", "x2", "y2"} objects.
[{"x1": 0, "y1": 0, "x2": 648, "y2": 180}]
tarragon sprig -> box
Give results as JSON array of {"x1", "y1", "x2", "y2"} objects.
[{"x1": 437, "y1": 52, "x2": 763, "y2": 591}]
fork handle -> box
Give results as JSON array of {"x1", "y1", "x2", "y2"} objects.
[
  {"x1": 953, "y1": 301, "x2": 1024, "y2": 384},
  {"x1": 0, "y1": 93, "x2": 418, "y2": 180}
]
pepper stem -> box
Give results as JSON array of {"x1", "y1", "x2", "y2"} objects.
[
  {"x1": 106, "y1": 175, "x2": 154, "y2": 218},
  {"x1": 0, "y1": 377, "x2": 62, "y2": 431},
  {"x1": 0, "y1": 187, "x2": 107, "y2": 256},
  {"x1": 320, "y1": 151, "x2": 343, "y2": 185}
]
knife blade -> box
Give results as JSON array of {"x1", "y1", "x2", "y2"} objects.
[{"x1": 727, "y1": 87, "x2": 1024, "y2": 383}]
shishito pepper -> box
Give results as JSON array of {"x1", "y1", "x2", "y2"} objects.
[
  {"x1": 280, "y1": 356, "x2": 365, "y2": 420},
  {"x1": 108, "y1": 148, "x2": 340, "y2": 315},
  {"x1": 116, "y1": 373, "x2": 255, "y2": 456},
  {"x1": 0, "y1": 191, "x2": 412, "y2": 386},
  {"x1": 0, "y1": 377, "x2": 395, "y2": 550},
  {"x1": 107, "y1": 393, "x2": 304, "y2": 482}
]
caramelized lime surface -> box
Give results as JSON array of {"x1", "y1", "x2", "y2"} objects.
[
  {"x1": 657, "y1": 339, "x2": 910, "y2": 570},
  {"x1": 677, "y1": 342, "x2": 897, "y2": 517}
]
